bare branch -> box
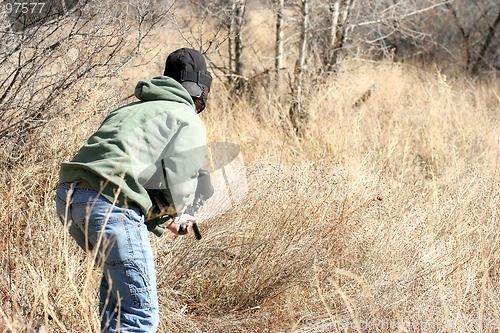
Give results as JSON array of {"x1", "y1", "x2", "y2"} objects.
[{"x1": 352, "y1": 0, "x2": 454, "y2": 28}]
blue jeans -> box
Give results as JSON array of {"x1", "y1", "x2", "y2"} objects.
[{"x1": 55, "y1": 183, "x2": 159, "y2": 332}]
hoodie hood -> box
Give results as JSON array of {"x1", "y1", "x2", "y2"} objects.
[
  {"x1": 134, "y1": 76, "x2": 195, "y2": 108},
  {"x1": 60, "y1": 75, "x2": 207, "y2": 223}
]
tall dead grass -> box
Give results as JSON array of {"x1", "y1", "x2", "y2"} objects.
[{"x1": 0, "y1": 43, "x2": 499, "y2": 333}]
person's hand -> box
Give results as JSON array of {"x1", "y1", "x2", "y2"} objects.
[{"x1": 166, "y1": 213, "x2": 197, "y2": 236}]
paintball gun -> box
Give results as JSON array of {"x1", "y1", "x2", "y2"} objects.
[
  {"x1": 145, "y1": 168, "x2": 213, "y2": 239},
  {"x1": 178, "y1": 169, "x2": 214, "y2": 239}
]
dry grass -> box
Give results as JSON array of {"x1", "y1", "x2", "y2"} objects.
[{"x1": 1, "y1": 16, "x2": 499, "y2": 333}]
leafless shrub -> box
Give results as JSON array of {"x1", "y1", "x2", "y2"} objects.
[
  {"x1": 0, "y1": 0, "x2": 170, "y2": 168},
  {"x1": 0, "y1": 3, "x2": 499, "y2": 331}
]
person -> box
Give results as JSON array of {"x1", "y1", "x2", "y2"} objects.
[{"x1": 55, "y1": 48, "x2": 212, "y2": 332}]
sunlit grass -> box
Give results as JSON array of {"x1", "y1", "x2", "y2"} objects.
[{"x1": 0, "y1": 26, "x2": 499, "y2": 333}]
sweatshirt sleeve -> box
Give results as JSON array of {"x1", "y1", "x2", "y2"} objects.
[{"x1": 159, "y1": 119, "x2": 207, "y2": 213}]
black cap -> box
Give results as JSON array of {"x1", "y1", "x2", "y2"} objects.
[{"x1": 163, "y1": 48, "x2": 212, "y2": 98}]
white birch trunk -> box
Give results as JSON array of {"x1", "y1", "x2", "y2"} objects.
[
  {"x1": 289, "y1": 0, "x2": 309, "y2": 135},
  {"x1": 234, "y1": 0, "x2": 245, "y2": 79},
  {"x1": 228, "y1": 1, "x2": 236, "y2": 85},
  {"x1": 296, "y1": 0, "x2": 308, "y2": 112},
  {"x1": 328, "y1": 1, "x2": 340, "y2": 69},
  {"x1": 275, "y1": 0, "x2": 284, "y2": 89}
]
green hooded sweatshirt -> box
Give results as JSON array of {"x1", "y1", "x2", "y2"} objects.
[{"x1": 59, "y1": 76, "x2": 207, "y2": 235}]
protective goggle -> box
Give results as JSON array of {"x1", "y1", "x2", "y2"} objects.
[
  {"x1": 180, "y1": 70, "x2": 212, "y2": 97},
  {"x1": 179, "y1": 70, "x2": 212, "y2": 113}
]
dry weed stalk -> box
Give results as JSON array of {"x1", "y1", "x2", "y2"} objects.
[{"x1": 0, "y1": 58, "x2": 499, "y2": 332}]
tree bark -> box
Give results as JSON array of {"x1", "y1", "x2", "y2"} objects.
[
  {"x1": 297, "y1": 0, "x2": 308, "y2": 107},
  {"x1": 275, "y1": 0, "x2": 284, "y2": 89},
  {"x1": 289, "y1": 0, "x2": 309, "y2": 136},
  {"x1": 324, "y1": 0, "x2": 354, "y2": 71},
  {"x1": 471, "y1": 9, "x2": 500, "y2": 75},
  {"x1": 228, "y1": 1, "x2": 236, "y2": 85},
  {"x1": 234, "y1": 0, "x2": 246, "y2": 80},
  {"x1": 327, "y1": 1, "x2": 341, "y2": 71},
  {"x1": 446, "y1": 3, "x2": 472, "y2": 73},
  {"x1": 332, "y1": 0, "x2": 355, "y2": 67}
]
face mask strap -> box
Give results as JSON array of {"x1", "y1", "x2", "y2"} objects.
[
  {"x1": 193, "y1": 85, "x2": 209, "y2": 113},
  {"x1": 180, "y1": 70, "x2": 212, "y2": 94}
]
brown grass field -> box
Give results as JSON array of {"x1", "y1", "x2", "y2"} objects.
[{"x1": 0, "y1": 10, "x2": 499, "y2": 333}]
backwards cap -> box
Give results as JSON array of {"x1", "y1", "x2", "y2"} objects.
[{"x1": 163, "y1": 48, "x2": 212, "y2": 98}]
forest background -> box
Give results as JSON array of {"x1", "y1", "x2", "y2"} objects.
[{"x1": 0, "y1": 0, "x2": 499, "y2": 332}]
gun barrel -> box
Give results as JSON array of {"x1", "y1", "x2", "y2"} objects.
[
  {"x1": 178, "y1": 169, "x2": 211, "y2": 240},
  {"x1": 178, "y1": 221, "x2": 202, "y2": 240},
  {"x1": 192, "y1": 223, "x2": 202, "y2": 240}
]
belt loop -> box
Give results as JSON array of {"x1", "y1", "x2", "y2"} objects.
[
  {"x1": 62, "y1": 181, "x2": 78, "y2": 224},
  {"x1": 68, "y1": 181, "x2": 79, "y2": 207}
]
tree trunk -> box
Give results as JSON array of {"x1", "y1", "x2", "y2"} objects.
[
  {"x1": 228, "y1": 1, "x2": 236, "y2": 85},
  {"x1": 326, "y1": 1, "x2": 341, "y2": 71},
  {"x1": 328, "y1": 0, "x2": 355, "y2": 71},
  {"x1": 471, "y1": 9, "x2": 500, "y2": 76},
  {"x1": 289, "y1": 0, "x2": 309, "y2": 136},
  {"x1": 234, "y1": 0, "x2": 246, "y2": 82},
  {"x1": 275, "y1": 0, "x2": 284, "y2": 89},
  {"x1": 446, "y1": 3, "x2": 473, "y2": 73},
  {"x1": 296, "y1": 0, "x2": 308, "y2": 107}
]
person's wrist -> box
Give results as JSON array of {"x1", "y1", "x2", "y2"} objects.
[{"x1": 166, "y1": 216, "x2": 176, "y2": 228}]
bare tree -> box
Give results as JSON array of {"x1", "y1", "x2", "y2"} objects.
[
  {"x1": 181, "y1": 0, "x2": 247, "y2": 88},
  {"x1": 275, "y1": 0, "x2": 284, "y2": 89},
  {"x1": 446, "y1": 1, "x2": 500, "y2": 75},
  {"x1": 355, "y1": 1, "x2": 465, "y2": 63},
  {"x1": 228, "y1": 1, "x2": 236, "y2": 84},
  {"x1": 217, "y1": 0, "x2": 245, "y2": 91},
  {"x1": 289, "y1": 0, "x2": 310, "y2": 136},
  {"x1": 328, "y1": 0, "x2": 356, "y2": 71},
  {"x1": 0, "y1": 0, "x2": 170, "y2": 167},
  {"x1": 326, "y1": 1, "x2": 341, "y2": 70},
  {"x1": 302, "y1": 0, "x2": 356, "y2": 74},
  {"x1": 234, "y1": 0, "x2": 246, "y2": 84},
  {"x1": 343, "y1": 0, "x2": 500, "y2": 74},
  {"x1": 298, "y1": 0, "x2": 498, "y2": 75}
]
